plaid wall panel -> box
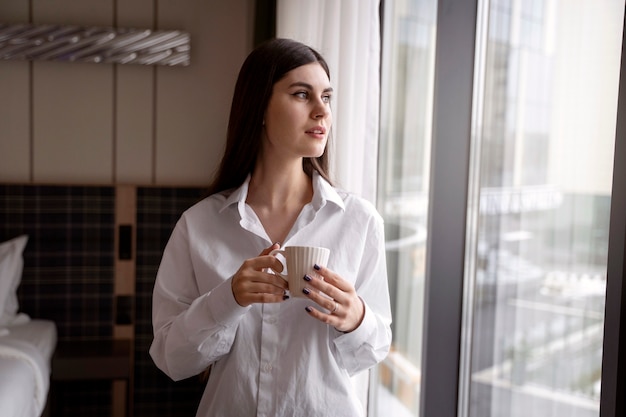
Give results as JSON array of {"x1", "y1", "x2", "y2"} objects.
[
  {"x1": 0, "y1": 185, "x2": 115, "y2": 417},
  {"x1": 135, "y1": 186, "x2": 206, "y2": 417},
  {"x1": 1, "y1": 184, "x2": 208, "y2": 416},
  {"x1": 0, "y1": 185, "x2": 115, "y2": 340}
]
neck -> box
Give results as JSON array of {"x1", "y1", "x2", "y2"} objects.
[{"x1": 247, "y1": 159, "x2": 313, "y2": 209}]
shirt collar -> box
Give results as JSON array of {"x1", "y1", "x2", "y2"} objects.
[
  {"x1": 219, "y1": 175, "x2": 251, "y2": 213},
  {"x1": 311, "y1": 171, "x2": 345, "y2": 212},
  {"x1": 218, "y1": 171, "x2": 345, "y2": 213}
]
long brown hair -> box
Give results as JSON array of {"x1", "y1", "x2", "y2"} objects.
[{"x1": 206, "y1": 38, "x2": 333, "y2": 196}]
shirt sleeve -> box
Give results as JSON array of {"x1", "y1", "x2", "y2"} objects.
[
  {"x1": 149, "y1": 215, "x2": 250, "y2": 381},
  {"x1": 332, "y1": 211, "x2": 393, "y2": 376}
]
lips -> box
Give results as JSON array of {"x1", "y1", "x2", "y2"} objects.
[{"x1": 306, "y1": 126, "x2": 327, "y2": 135}]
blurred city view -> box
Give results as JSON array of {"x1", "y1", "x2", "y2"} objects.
[{"x1": 373, "y1": 1, "x2": 623, "y2": 416}]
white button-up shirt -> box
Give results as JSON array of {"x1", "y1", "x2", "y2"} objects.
[{"x1": 149, "y1": 172, "x2": 392, "y2": 417}]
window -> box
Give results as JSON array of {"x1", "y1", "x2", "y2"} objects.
[
  {"x1": 461, "y1": 1, "x2": 624, "y2": 416},
  {"x1": 372, "y1": 1, "x2": 625, "y2": 417},
  {"x1": 373, "y1": 0, "x2": 437, "y2": 415}
]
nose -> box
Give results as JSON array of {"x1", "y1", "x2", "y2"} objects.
[{"x1": 312, "y1": 98, "x2": 330, "y2": 119}]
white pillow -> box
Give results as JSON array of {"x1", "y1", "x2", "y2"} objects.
[{"x1": 0, "y1": 235, "x2": 29, "y2": 325}]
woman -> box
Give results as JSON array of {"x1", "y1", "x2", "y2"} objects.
[{"x1": 150, "y1": 38, "x2": 392, "y2": 417}]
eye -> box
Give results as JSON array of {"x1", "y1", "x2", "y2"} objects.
[
  {"x1": 293, "y1": 91, "x2": 308, "y2": 99},
  {"x1": 322, "y1": 94, "x2": 332, "y2": 103}
]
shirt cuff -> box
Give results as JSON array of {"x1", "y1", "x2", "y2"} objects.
[{"x1": 203, "y1": 276, "x2": 250, "y2": 327}]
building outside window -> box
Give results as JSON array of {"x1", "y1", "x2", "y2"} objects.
[{"x1": 372, "y1": 1, "x2": 624, "y2": 416}]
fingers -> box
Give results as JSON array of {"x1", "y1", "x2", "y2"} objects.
[
  {"x1": 304, "y1": 292, "x2": 364, "y2": 333},
  {"x1": 310, "y1": 264, "x2": 352, "y2": 293},
  {"x1": 232, "y1": 267, "x2": 288, "y2": 307},
  {"x1": 231, "y1": 244, "x2": 288, "y2": 307},
  {"x1": 243, "y1": 255, "x2": 284, "y2": 276},
  {"x1": 303, "y1": 265, "x2": 351, "y2": 302},
  {"x1": 301, "y1": 266, "x2": 365, "y2": 333},
  {"x1": 234, "y1": 265, "x2": 287, "y2": 293},
  {"x1": 259, "y1": 242, "x2": 281, "y2": 257},
  {"x1": 232, "y1": 275, "x2": 287, "y2": 306}
]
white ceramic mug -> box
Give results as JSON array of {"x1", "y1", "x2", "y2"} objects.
[{"x1": 269, "y1": 246, "x2": 330, "y2": 298}]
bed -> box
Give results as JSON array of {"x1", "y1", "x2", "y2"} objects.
[{"x1": 0, "y1": 235, "x2": 57, "y2": 417}]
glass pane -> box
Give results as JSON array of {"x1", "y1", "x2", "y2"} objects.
[
  {"x1": 462, "y1": 1, "x2": 624, "y2": 417},
  {"x1": 373, "y1": 0, "x2": 437, "y2": 416}
]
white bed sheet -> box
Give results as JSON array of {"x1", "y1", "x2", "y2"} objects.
[{"x1": 0, "y1": 318, "x2": 57, "y2": 417}]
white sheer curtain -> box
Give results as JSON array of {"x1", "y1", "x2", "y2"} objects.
[
  {"x1": 276, "y1": 2, "x2": 382, "y2": 411},
  {"x1": 276, "y1": 0, "x2": 381, "y2": 203}
]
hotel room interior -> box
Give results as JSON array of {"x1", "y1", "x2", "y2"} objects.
[{"x1": 0, "y1": 0, "x2": 624, "y2": 416}]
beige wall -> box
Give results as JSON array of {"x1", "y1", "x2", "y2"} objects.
[{"x1": 0, "y1": 0, "x2": 255, "y2": 186}]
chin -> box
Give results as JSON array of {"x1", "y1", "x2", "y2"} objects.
[{"x1": 313, "y1": 144, "x2": 327, "y2": 158}]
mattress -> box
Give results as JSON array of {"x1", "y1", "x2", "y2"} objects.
[{"x1": 0, "y1": 318, "x2": 57, "y2": 417}]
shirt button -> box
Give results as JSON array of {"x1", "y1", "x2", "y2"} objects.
[{"x1": 263, "y1": 363, "x2": 272, "y2": 372}]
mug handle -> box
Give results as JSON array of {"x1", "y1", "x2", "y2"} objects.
[{"x1": 268, "y1": 249, "x2": 288, "y2": 280}]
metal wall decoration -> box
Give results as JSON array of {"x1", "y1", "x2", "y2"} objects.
[{"x1": 0, "y1": 22, "x2": 190, "y2": 66}]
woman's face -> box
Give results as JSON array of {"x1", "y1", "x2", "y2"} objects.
[{"x1": 261, "y1": 62, "x2": 333, "y2": 162}]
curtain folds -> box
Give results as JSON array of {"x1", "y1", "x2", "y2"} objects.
[
  {"x1": 277, "y1": 3, "x2": 382, "y2": 411},
  {"x1": 276, "y1": 0, "x2": 381, "y2": 203}
]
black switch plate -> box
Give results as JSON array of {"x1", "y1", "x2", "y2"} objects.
[
  {"x1": 115, "y1": 295, "x2": 134, "y2": 325},
  {"x1": 119, "y1": 224, "x2": 132, "y2": 260}
]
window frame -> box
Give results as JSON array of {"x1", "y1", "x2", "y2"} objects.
[
  {"x1": 599, "y1": 10, "x2": 626, "y2": 417},
  {"x1": 418, "y1": 1, "x2": 478, "y2": 417}
]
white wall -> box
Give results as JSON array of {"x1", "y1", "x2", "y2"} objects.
[{"x1": 0, "y1": 0, "x2": 255, "y2": 186}]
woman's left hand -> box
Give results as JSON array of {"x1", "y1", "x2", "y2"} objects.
[{"x1": 302, "y1": 265, "x2": 365, "y2": 333}]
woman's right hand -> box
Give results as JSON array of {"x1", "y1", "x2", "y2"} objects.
[{"x1": 231, "y1": 243, "x2": 289, "y2": 307}]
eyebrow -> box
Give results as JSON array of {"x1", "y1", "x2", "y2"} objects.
[{"x1": 288, "y1": 81, "x2": 333, "y2": 93}]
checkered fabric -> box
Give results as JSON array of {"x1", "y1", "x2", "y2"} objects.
[
  {"x1": 0, "y1": 185, "x2": 115, "y2": 340},
  {"x1": 0, "y1": 185, "x2": 115, "y2": 416},
  {"x1": 135, "y1": 186, "x2": 206, "y2": 417},
  {"x1": 1, "y1": 184, "x2": 210, "y2": 416}
]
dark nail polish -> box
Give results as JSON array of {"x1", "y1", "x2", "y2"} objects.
[
  {"x1": 304, "y1": 274, "x2": 312, "y2": 281},
  {"x1": 302, "y1": 288, "x2": 310, "y2": 295},
  {"x1": 305, "y1": 306, "x2": 313, "y2": 313},
  {"x1": 314, "y1": 264, "x2": 321, "y2": 271},
  {"x1": 283, "y1": 294, "x2": 290, "y2": 300}
]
